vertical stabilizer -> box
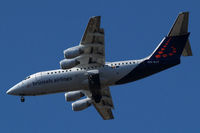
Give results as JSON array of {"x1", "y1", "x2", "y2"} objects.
[
  {"x1": 167, "y1": 12, "x2": 192, "y2": 56},
  {"x1": 168, "y1": 12, "x2": 189, "y2": 36}
]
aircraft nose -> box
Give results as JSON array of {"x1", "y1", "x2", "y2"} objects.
[
  {"x1": 6, "y1": 89, "x2": 14, "y2": 95},
  {"x1": 6, "y1": 83, "x2": 22, "y2": 95}
]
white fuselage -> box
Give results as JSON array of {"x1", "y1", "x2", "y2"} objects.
[{"x1": 7, "y1": 59, "x2": 144, "y2": 96}]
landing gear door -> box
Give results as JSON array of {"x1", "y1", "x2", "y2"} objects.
[{"x1": 87, "y1": 70, "x2": 102, "y2": 103}]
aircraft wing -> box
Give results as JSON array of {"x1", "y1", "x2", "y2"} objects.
[
  {"x1": 79, "y1": 16, "x2": 105, "y2": 65},
  {"x1": 84, "y1": 87, "x2": 114, "y2": 120}
]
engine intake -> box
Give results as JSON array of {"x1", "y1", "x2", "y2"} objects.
[
  {"x1": 64, "y1": 45, "x2": 84, "y2": 59},
  {"x1": 60, "y1": 58, "x2": 80, "y2": 69},
  {"x1": 65, "y1": 91, "x2": 84, "y2": 102},
  {"x1": 72, "y1": 98, "x2": 92, "y2": 111}
]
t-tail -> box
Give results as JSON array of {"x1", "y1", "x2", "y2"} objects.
[
  {"x1": 149, "y1": 12, "x2": 192, "y2": 61},
  {"x1": 116, "y1": 12, "x2": 193, "y2": 85}
]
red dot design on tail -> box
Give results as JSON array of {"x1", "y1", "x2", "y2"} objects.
[{"x1": 155, "y1": 37, "x2": 177, "y2": 58}]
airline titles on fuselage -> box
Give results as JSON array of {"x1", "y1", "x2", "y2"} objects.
[{"x1": 32, "y1": 77, "x2": 72, "y2": 86}]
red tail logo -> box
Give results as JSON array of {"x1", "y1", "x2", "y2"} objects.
[{"x1": 155, "y1": 38, "x2": 177, "y2": 59}]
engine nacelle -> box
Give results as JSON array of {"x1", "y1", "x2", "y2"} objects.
[
  {"x1": 65, "y1": 91, "x2": 84, "y2": 102},
  {"x1": 72, "y1": 98, "x2": 92, "y2": 111},
  {"x1": 60, "y1": 58, "x2": 80, "y2": 69},
  {"x1": 64, "y1": 45, "x2": 84, "y2": 59}
]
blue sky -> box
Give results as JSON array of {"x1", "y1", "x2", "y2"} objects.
[{"x1": 0, "y1": 0, "x2": 199, "y2": 133}]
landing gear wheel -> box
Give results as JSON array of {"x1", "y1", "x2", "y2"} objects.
[
  {"x1": 93, "y1": 95, "x2": 102, "y2": 103},
  {"x1": 20, "y1": 96, "x2": 25, "y2": 102}
]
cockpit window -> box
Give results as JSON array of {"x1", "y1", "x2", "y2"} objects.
[{"x1": 24, "y1": 76, "x2": 30, "y2": 80}]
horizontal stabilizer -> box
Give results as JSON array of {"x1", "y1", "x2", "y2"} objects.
[{"x1": 182, "y1": 39, "x2": 193, "y2": 56}]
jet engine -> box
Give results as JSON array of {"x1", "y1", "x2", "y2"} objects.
[
  {"x1": 72, "y1": 98, "x2": 92, "y2": 111},
  {"x1": 60, "y1": 58, "x2": 80, "y2": 69},
  {"x1": 65, "y1": 91, "x2": 85, "y2": 102},
  {"x1": 64, "y1": 45, "x2": 84, "y2": 59}
]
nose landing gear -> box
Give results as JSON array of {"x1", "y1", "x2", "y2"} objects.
[{"x1": 20, "y1": 96, "x2": 25, "y2": 102}]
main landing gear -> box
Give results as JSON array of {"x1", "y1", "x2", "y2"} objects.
[
  {"x1": 20, "y1": 96, "x2": 25, "y2": 102},
  {"x1": 92, "y1": 94, "x2": 102, "y2": 103},
  {"x1": 88, "y1": 71, "x2": 102, "y2": 103}
]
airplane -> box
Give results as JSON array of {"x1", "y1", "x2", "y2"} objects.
[{"x1": 7, "y1": 12, "x2": 192, "y2": 120}]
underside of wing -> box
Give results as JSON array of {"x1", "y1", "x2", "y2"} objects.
[
  {"x1": 81, "y1": 16, "x2": 104, "y2": 45},
  {"x1": 59, "y1": 16, "x2": 105, "y2": 69},
  {"x1": 92, "y1": 87, "x2": 114, "y2": 120},
  {"x1": 93, "y1": 104, "x2": 114, "y2": 120},
  {"x1": 79, "y1": 16, "x2": 105, "y2": 66},
  {"x1": 84, "y1": 87, "x2": 114, "y2": 120}
]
